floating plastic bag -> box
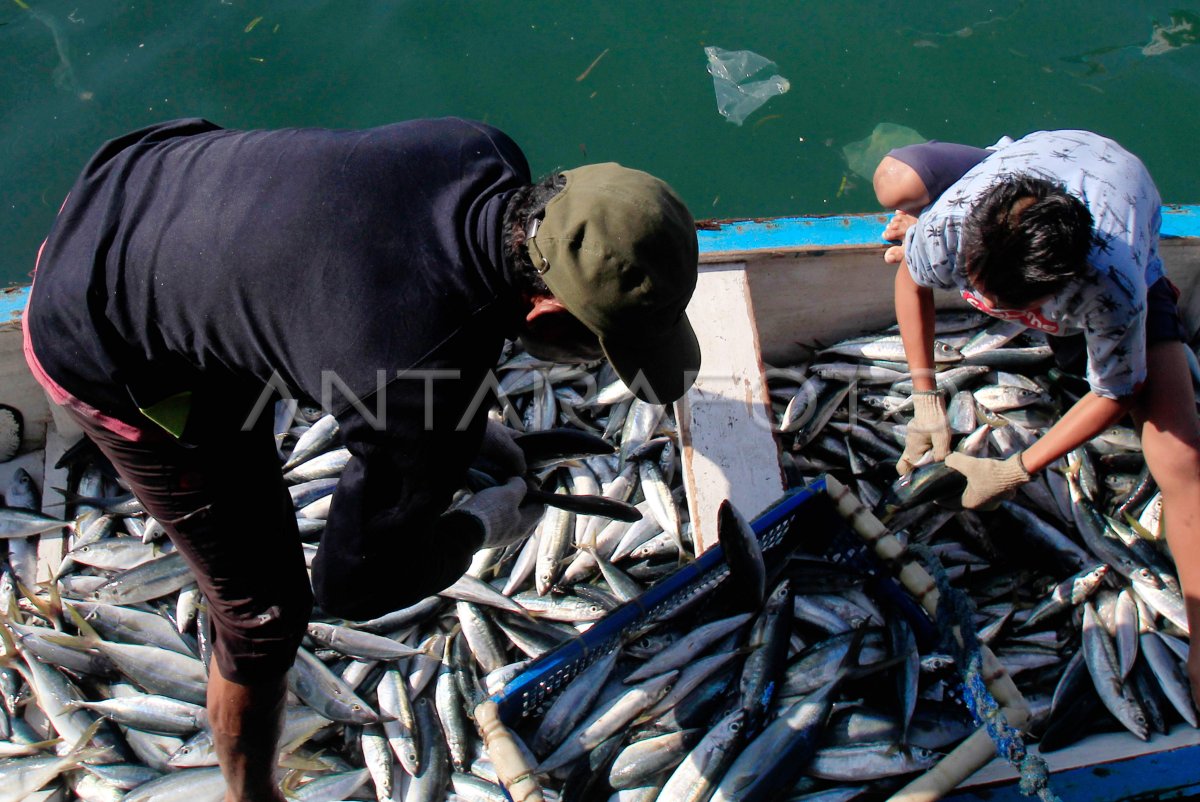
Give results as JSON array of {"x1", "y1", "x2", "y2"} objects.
[
  {"x1": 1142, "y1": 10, "x2": 1198, "y2": 56},
  {"x1": 842, "y1": 122, "x2": 926, "y2": 181},
  {"x1": 704, "y1": 46, "x2": 790, "y2": 126}
]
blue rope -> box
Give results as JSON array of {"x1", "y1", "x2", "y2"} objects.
[{"x1": 909, "y1": 543, "x2": 1061, "y2": 802}]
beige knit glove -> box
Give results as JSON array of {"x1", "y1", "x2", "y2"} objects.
[
  {"x1": 944, "y1": 452, "x2": 1031, "y2": 510},
  {"x1": 897, "y1": 392, "x2": 951, "y2": 475}
]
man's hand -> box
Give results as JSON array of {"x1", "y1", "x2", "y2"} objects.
[
  {"x1": 882, "y1": 210, "x2": 918, "y2": 265},
  {"x1": 442, "y1": 477, "x2": 545, "y2": 550},
  {"x1": 944, "y1": 452, "x2": 1031, "y2": 510},
  {"x1": 884, "y1": 210, "x2": 918, "y2": 241},
  {"x1": 897, "y1": 392, "x2": 951, "y2": 475},
  {"x1": 474, "y1": 420, "x2": 527, "y2": 479}
]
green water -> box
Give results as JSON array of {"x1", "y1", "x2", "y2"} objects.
[{"x1": 3, "y1": 0, "x2": 1199, "y2": 286}]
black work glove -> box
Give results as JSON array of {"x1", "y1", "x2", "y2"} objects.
[
  {"x1": 440, "y1": 477, "x2": 546, "y2": 550},
  {"x1": 474, "y1": 421, "x2": 527, "y2": 479}
]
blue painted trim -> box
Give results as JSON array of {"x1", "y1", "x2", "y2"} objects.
[
  {"x1": 697, "y1": 212, "x2": 893, "y2": 252},
  {"x1": 0, "y1": 287, "x2": 28, "y2": 325},
  {"x1": 4, "y1": 205, "x2": 1197, "y2": 324},
  {"x1": 697, "y1": 204, "x2": 1200, "y2": 254},
  {"x1": 942, "y1": 742, "x2": 1200, "y2": 802},
  {"x1": 1162, "y1": 204, "x2": 1200, "y2": 238}
]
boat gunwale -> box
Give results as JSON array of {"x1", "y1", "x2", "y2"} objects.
[{"x1": 5, "y1": 205, "x2": 1200, "y2": 325}]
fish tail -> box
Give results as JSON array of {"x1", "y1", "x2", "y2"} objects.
[
  {"x1": 14, "y1": 577, "x2": 60, "y2": 626},
  {"x1": 63, "y1": 601, "x2": 102, "y2": 642},
  {"x1": 0, "y1": 623, "x2": 16, "y2": 665}
]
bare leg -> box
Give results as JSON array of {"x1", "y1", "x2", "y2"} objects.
[
  {"x1": 1133, "y1": 340, "x2": 1200, "y2": 706},
  {"x1": 873, "y1": 155, "x2": 931, "y2": 213},
  {"x1": 208, "y1": 661, "x2": 288, "y2": 802},
  {"x1": 53, "y1": 400, "x2": 308, "y2": 799}
]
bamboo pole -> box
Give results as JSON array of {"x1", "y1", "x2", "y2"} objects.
[
  {"x1": 823, "y1": 476, "x2": 1032, "y2": 802},
  {"x1": 474, "y1": 700, "x2": 545, "y2": 802}
]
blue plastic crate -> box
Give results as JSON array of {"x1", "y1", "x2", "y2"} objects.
[{"x1": 490, "y1": 479, "x2": 830, "y2": 721}]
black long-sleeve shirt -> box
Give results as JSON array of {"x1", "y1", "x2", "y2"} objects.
[{"x1": 27, "y1": 117, "x2": 532, "y2": 617}]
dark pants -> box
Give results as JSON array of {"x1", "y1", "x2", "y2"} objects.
[{"x1": 64, "y1": 402, "x2": 313, "y2": 684}]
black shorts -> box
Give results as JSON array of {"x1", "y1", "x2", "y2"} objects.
[
  {"x1": 1049, "y1": 276, "x2": 1187, "y2": 375},
  {"x1": 63, "y1": 403, "x2": 313, "y2": 684}
]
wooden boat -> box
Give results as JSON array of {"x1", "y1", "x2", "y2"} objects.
[
  {"x1": 2, "y1": 204, "x2": 1199, "y2": 799},
  {"x1": 679, "y1": 204, "x2": 1200, "y2": 801}
]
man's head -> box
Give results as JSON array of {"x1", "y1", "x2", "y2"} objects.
[
  {"x1": 508, "y1": 164, "x2": 700, "y2": 403},
  {"x1": 961, "y1": 174, "x2": 1093, "y2": 310}
]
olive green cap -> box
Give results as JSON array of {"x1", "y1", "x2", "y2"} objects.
[{"x1": 526, "y1": 163, "x2": 700, "y2": 403}]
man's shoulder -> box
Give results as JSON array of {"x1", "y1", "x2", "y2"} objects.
[
  {"x1": 82, "y1": 118, "x2": 224, "y2": 172},
  {"x1": 366, "y1": 118, "x2": 531, "y2": 179},
  {"x1": 1006, "y1": 129, "x2": 1108, "y2": 149},
  {"x1": 930, "y1": 130, "x2": 1116, "y2": 206},
  {"x1": 383, "y1": 117, "x2": 523, "y2": 151},
  {"x1": 990, "y1": 130, "x2": 1145, "y2": 180}
]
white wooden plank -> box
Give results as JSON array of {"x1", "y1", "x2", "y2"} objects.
[
  {"x1": 739, "y1": 239, "x2": 1200, "y2": 367},
  {"x1": 1162, "y1": 238, "x2": 1200, "y2": 341},
  {"x1": 677, "y1": 261, "x2": 784, "y2": 553},
  {"x1": 741, "y1": 248, "x2": 970, "y2": 366},
  {"x1": 35, "y1": 425, "x2": 75, "y2": 583}
]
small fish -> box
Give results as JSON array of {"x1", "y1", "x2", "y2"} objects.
[
  {"x1": 717, "y1": 499, "x2": 765, "y2": 610},
  {"x1": 0, "y1": 507, "x2": 71, "y2": 539}
]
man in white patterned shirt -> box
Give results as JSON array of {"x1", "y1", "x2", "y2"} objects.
[{"x1": 874, "y1": 130, "x2": 1200, "y2": 705}]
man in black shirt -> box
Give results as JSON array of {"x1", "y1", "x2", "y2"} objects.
[{"x1": 24, "y1": 117, "x2": 700, "y2": 800}]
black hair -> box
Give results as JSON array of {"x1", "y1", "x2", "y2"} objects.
[
  {"x1": 960, "y1": 174, "x2": 1094, "y2": 309},
  {"x1": 502, "y1": 172, "x2": 566, "y2": 297}
]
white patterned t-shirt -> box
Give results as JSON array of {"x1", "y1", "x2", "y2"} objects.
[{"x1": 904, "y1": 130, "x2": 1164, "y2": 398}]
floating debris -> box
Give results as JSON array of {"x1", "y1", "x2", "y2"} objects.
[
  {"x1": 704, "y1": 45, "x2": 790, "y2": 126},
  {"x1": 1142, "y1": 10, "x2": 1198, "y2": 57},
  {"x1": 842, "y1": 122, "x2": 926, "y2": 182},
  {"x1": 576, "y1": 47, "x2": 610, "y2": 82}
]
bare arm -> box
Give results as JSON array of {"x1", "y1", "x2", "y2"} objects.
[
  {"x1": 1021, "y1": 391, "x2": 1135, "y2": 473},
  {"x1": 894, "y1": 262, "x2": 938, "y2": 392}
]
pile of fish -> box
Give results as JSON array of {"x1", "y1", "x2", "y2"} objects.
[
  {"x1": 0, "y1": 347, "x2": 712, "y2": 802},
  {"x1": 772, "y1": 313, "x2": 1196, "y2": 756},
  {"x1": 0, "y1": 311, "x2": 1196, "y2": 802}
]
